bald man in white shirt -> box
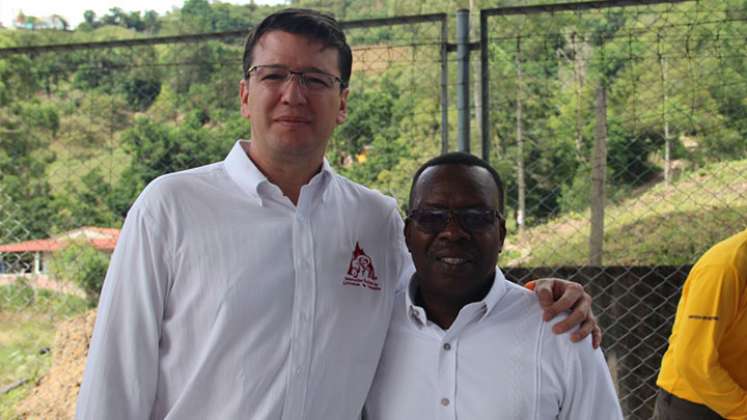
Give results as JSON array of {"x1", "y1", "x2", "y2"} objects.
[{"x1": 366, "y1": 152, "x2": 622, "y2": 420}]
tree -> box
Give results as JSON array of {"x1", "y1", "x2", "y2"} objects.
[
  {"x1": 515, "y1": 35, "x2": 527, "y2": 237},
  {"x1": 181, "y1": 0, "x2": 216, "y2": 32},
  {"x1": 589, "y1": 84, "x2": 607, "y2": 266},
  {"x1": 109, "y1": 115, "x2": 237, "y2": 215},
  {"x1": 82, "y1": 10, "x2": 98, "y2": 29},
  {"x1": 330, "y1": 69, "x2": 425, "y2": 193},
  {"x1": 57, "y1": 172, "x2": 124, "y2": 231},
  {"x1": 143, "y1": 10, "x2": 161, "y2": 34},
  {"x1": 0, "y1": 99, "x2": 58, "y2": 239},
  {"x1": 48, "y1": 240, "x2": 110, "y2": 305},
  {"x1": 488, "y1": 16, "x2": 572, "y2": 225}
]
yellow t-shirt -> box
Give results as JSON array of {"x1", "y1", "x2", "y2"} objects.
[{"x1": 657, "y1": 228, "x2": 747, "y2": 419}]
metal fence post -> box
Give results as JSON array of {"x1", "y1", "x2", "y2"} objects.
[
  {"x1": 456, "y1": 9, "x2": 470, "y2": 153},
  {"x1": 441, "y1": 16, "x2": 449, "y2": 154},
  {"x1": 480, "y1": 10, "x2": 490, "y2": 162}
]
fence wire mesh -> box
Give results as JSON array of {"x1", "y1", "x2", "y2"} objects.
[
  {"x1": 483, "y1": 1, "x2": 746, "y2": 419},
  {"x1": 0, "y1": 1, "x2": 746, "y2": 418}
]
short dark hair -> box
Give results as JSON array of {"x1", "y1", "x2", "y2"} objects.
[
  {"x1": 242, "y1": 8, "x2": 352, "y2": 89},
  {"x1": 409, "y1": 152, "x2": 505, "y2": 214}
]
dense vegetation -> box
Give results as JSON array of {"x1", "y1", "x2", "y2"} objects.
[{"x1": 0, "y1": 0, "x2": 745, "y2": 266}]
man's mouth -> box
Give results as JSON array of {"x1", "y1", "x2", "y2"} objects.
[
  {"x1": 436, "y1": 256, "x2": 469, "y2": 265},
  {"x1": 275, "y1": 116, "x2": 311, "y2": 124}
]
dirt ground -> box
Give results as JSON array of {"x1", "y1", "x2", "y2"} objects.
[{"x1": 16, "y1": 310, "x2": 96, "y2": 419}]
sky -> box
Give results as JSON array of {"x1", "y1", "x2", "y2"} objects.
[{"x1": 0, "y1": 0, "x2": 287, "y2": 28}]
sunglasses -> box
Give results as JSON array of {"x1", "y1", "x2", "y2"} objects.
[{"x1": 407, "y1": 208, "x2": 502, "y2": 234}]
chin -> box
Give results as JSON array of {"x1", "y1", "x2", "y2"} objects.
[
  {"x1": 274, "y1": 138, "x2": 321, "y2": 154},
  {"x1": 432, "y1": 272, "x2": 478, "y2": 287}
]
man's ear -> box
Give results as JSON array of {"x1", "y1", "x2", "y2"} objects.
[
  {"x1": 404, "y1": 218, "x2": 413, "y2": 253},
  {"x1": 497, "y1": 218, "x2": 507, "y2": 253},
  {"x1": 239, "y1": 79, "x2": 251, "y2": 119},
  {"x1": 336, "y1": 87, "x2": 349, "y2": 124}
]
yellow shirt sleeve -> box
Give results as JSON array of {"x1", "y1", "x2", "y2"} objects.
[{"x1": 671, "y1": 259, "x2": 747, "y2": 418}]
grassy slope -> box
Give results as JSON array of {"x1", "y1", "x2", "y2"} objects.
[
  {"x1": 502, "y1": 159, "x2": 747, "y2": 267},
  {"x1": 0, "y1": 284, "x2": 88, "y2": 419}
]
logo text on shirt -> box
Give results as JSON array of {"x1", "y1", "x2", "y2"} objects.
[
  {"x1": 343, "y1": 242, "x2": 380, "y2": 290},
  {"x1": 688, "y1": 314, "x2": 719, "y2": 321}
]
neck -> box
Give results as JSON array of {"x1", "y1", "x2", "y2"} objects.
[
  {"x1": 414, "y1": 273, "x2": 494, "y2": 330},
  {"x1": 242, "y1": 142, "x2": 323, "y2": 205}
]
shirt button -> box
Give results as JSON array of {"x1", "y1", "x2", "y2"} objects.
[
  {"x1": 443, "y1": 343, "x2": 451, "y2": 351},
  {"x1": 441, "y1": 398, "x2": 450, "y2": 406}
]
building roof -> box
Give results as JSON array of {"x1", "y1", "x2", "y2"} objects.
[{"x1": 0, "y1": 227, "x2": 120, "y2": 253}]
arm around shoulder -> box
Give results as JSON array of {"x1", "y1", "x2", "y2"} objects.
[{"x1": 528, "y1": 278, "x2": 601, "y2": 348}]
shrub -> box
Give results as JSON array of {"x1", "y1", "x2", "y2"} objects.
[{"x1": 48, "y1": 240, "x2": 110, "y2": 305}]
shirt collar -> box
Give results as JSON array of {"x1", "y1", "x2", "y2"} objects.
[
  {"x1": 223, "y1": 140, "x2": 335, "y2": 205},
  {"x1": 405, "y1": 276, "x2": 428, "y2": 326},
  {"x1": 317, "y1": 158, "x2": 335, "y2": 203},
  {"x1": 405, "y1": 269, "x2": 509, "y2": 328}
]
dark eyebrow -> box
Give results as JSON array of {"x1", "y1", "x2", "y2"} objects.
[
  {"x1": 415, "y1": 202, "x2": 448, "y2": 209},
  {"x1": 258, "y1": 64, "x2": 332, "y2": 74},
  {"x1": 418, "y1": 202, "x2": 490, "y2": 210},
  {"x1": 300, "y1": 66, "x2": 332, "y2": 74},
  {"x1": 255, "y1": 64, "x2": 287, "y2": 69}
]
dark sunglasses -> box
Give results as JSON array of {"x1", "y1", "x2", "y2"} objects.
[{"x1": 407, "y1": 208, "x2": 502, "y2": 234}]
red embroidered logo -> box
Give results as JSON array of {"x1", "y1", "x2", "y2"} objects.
[{"x1": 343, "y1": 242, "x2": 381, "y2": 290}]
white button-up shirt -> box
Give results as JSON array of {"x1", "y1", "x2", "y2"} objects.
[
  {"x1": 365, "y1": 270, "x2": 623, "y2": 420},
  {"x1": 76, "y1": 141, "x2": 411, "y2": 420}
]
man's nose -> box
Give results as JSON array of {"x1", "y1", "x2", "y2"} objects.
[
  {"x1": 280, "y1": 74, "x2": 308, "y2": 105},
  {"x1": 437, "y1": 216, "x2": 470, "y2": 241}
]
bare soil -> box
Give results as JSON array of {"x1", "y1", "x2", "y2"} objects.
[{"x1": 16, "y1": 311, "x2": 95, "y2": 419}]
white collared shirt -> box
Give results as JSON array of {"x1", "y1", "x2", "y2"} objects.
[
  {"x1": 365, "y1": 270, "x2": 623, "y2": 420},
  {"x1": 76, "y1": 140, "x2": 412, "y2": 420}
]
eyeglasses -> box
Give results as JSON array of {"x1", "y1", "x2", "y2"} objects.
[
  {"x1": 247, "y1": 64, "x2": 345, "y2": 91},
  {"x1": 407, "y1": 208, "x2": 503, "y2": 234}
]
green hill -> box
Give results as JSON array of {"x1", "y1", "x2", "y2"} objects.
[{"x1": 502, "y1": 159, "x2": 747, "y2": 267}]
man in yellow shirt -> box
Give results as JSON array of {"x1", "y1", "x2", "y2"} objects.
[{"x1": 655, "y1": 228, "x2": 747, "y2": 420}]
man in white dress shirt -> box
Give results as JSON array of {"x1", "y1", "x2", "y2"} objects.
[
  {"x1": 76, "y1": 9, "x2": 600, "y2": 420},
  {"x1": 366, "y1": 152, "x2": 623, "y2": 420}
]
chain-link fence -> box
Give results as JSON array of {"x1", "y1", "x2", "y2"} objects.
[
  {"x1": 482, "y1": 1, "x2": 746, "y2": 418},
  {"x1": 1, "y1": 1, "x2": 746, "y2": 418},
  {"x1": 483, "y1": 0, "x2": 746, "y2": 266}
]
